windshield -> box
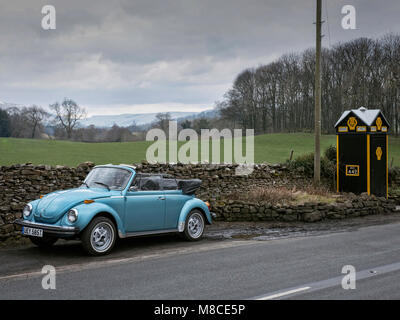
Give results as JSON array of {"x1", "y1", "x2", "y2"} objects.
[{"x1": 84, "y1": 167, "x2": 132, "y2": 191}]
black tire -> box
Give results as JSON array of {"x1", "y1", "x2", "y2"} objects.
[
  {"x1": 80, "y1": 216, "x2": 117, "y2": 256},
  {"x1": 29, "y1": 236, "x2": 57, "y2": 248},
  {"x1": 182, "y1": 210, "x2": 205, "y2": 241}
]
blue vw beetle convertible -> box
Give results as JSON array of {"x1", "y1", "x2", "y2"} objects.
[{"x1": 15, "y1": 165, "x2": 215, "y2": 255}]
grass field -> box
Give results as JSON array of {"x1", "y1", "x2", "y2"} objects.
[{"x1": 1, "y1": 133, "x2": 400, "y2": 167}]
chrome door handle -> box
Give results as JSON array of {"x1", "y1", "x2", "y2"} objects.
[{"x1": 158, "y1": 196, "x2": 166, "y2": 200}]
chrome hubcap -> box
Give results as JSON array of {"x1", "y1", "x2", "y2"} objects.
[
  {"x1": 188, "y1": 213, "x2": 204, "y2": 239},
  {"x1": 90, "y1": 222, "x2": 114, "y2": 252}
]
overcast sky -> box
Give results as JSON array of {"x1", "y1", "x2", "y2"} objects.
[{"x1": 0, "y1": 0, "x2": 399, "y2": 116}]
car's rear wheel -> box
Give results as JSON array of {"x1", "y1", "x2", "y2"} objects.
[
  {"x1": 183, "y1": 210, "x2": 205, "y2": 241},
  {"x1": 29, "y1": 236, "x2": 57, "y2": 248},
  {"x1": 81, "y1": 216, "x2": 116, "y2": 256}
]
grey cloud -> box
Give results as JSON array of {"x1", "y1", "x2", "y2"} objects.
[{"x1": 0, "y1": 0, "x2": 399, "y2": 114}]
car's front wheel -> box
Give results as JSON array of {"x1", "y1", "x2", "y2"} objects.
[
  {"x1": 81, "y1": 216, "x2": 117, "y2": 256},
  {"x1": 183, "y1": 210, "x2": 205, "y2": 241},
  {"x1": 29, "y1": 236, "x2": 58, "y2": 248}
]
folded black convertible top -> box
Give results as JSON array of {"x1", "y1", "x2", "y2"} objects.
[{"x1": 177, "y1": 179, "x2": 202, "y2": 195}]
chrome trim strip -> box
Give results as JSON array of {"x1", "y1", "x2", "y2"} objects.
[
  {"x1": 118, "y1": 228, "x2": 178, "y2": 239},
  {"x1": 15, "y1": 219, "x2": 76, "y2": 231}
]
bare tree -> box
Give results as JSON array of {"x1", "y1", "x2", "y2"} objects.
[
  {"x1": 50, "y1": 99, "x2": 86, "y2": 139},
  {"x1": 23, "y1": 105, "x2": 49, "y2": 138},
  {"x1": 155, "y1": 112, "x2": 171, "y2": 133}
]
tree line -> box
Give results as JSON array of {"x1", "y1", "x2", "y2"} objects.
[
  {"x1": 0, "y1": 100, "x2": 218, "y2": 142},
  {"x1": 0, "y1": 98, "x2": 141, "y2": 142},
  {"x1": 0, "y1": 105, "x2": 50, "y2": 139},
  {"x1": 0, "y1": 99, "x2": 88, "y2": 139},
  {"x1": 217, "y1": 34, "x2": 400, "y2": 135}
]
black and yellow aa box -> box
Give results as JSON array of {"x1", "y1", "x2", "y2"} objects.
[{"x1": 346, "y1": 165, "x2": 360, "y2": 177}]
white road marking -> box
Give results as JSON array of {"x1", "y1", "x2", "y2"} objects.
[
  {"x1": 256, "y1": 287, "x2": 311, "y2": 300},
  {"x1": 250, "y1": 261, "x2": 400, "y2": 300}
]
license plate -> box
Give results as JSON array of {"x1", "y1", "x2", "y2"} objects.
[{"x1": 22, "y1": 226, "x2": 43, "y2": 238}]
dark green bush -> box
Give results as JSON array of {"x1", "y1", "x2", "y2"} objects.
[
  {"x1": 324, "y1": 145, "x2": 337, "y2": 163},
  {"x1": 289, "y1": 152, "x2": 315, "y2": 176},
  {"x1": 321, "y1": 156, "x2": 336, "y2": 179},
  {"x1": 288, "y1": 146, "x2": 337, "y2": 180}
]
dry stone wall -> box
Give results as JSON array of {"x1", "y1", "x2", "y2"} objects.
[
  {"x1": 1, "y1": 162, "x2": 399, "y2": 242},
  {"x1": 212, "y1": 194, "x2": 398, "y2": 222}
]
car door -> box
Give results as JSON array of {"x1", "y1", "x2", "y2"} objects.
[
  {"x1": 124, "y1": 176, "x2": 166, "y2": 232},
  {"x1": 162, "y1": 178, "x2": 191, "y2": 229}
]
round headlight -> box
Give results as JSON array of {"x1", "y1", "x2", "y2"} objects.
[
  {"x1": 67, "y1": 209, "x2": 78, "y2": 223},
  {"x1": 23, "y1": 204, "x2": 33, "y2": 217}
]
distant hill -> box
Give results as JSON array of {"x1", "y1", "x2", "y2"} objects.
[
  {"x1": 78, "y1": 109, "x2": 217, "y2": 128},
  {"x1": 176, "y1": 109, "x2": 219, "y2": 122},
  {"x1": 0, "y1": 101, "x2": 25, "y2": 110},
  {"x1": 79, "y1": 111, "x2": 194, "y2": 127}
]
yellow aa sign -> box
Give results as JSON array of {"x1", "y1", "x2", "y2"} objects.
[
  {"x1": 347, "y1": 117, "x2": 357, "y2": 130},
  {"x1": 376, "y1": 147, "x2": 383, "y2": 161},
  {"x1": 376, "y1": 117, "x2": 383, "y2": 131}
]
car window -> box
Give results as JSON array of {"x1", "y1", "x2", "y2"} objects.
[{"x1": 85, "y1": 167, "x2": 132, "y2": 190}]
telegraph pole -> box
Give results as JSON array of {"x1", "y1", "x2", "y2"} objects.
[{"x1": 314, "y1": 0, "x2": 322, "y2": 184}]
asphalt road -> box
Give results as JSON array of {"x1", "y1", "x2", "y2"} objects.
[{"x1": 1, "y1": 219, "x2": 400, "y2": 300}]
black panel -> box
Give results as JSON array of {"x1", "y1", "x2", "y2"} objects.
[
  {"x1": 370, "y1": 134, "x2": 387, "y2": 197},
  {"x1": 338, "y1": 134, "x2": 367, "y2": 194}
]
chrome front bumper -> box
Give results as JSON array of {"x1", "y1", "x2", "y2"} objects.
[{"x1": 14, "y1": 219, "x2": 80, "y2": 237}]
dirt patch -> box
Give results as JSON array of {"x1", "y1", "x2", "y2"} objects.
[{"x1": 227, "y1": 185, "x2": 339, "y2": 206}]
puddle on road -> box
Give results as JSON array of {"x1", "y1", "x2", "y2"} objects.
[
  {"x1": 252, "y1": 231, "x2": 319, "y2": 241},
  {"x1": 205, "y1": 225, "x2": 349, "y2": 242}
]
